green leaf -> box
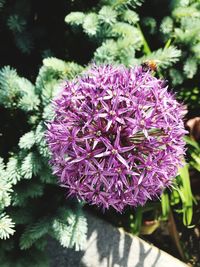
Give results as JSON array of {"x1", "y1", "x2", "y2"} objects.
[
  {"x1": 170, "y1": 188, "x2": 180, "y2": 206},
  {"x1": 161, "y1": 191, "x2": 170, "y2": 220},
  {"x1": 178, "y1": 164, "x2": 194, "y2": 226},
  {"x1": 130, "y1": 207, "x2": 142, "y2": 235},
  {"x1": 191, "y1": 152, "x2": 200, "y2": 172},
  {"x1": 184, "y1": 136, "x2": 199, "y2": 150}
]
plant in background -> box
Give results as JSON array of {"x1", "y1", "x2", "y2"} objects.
[
  {"x1": 0, "y1": 0, "x2": 79, "y2": 60},
  {"x1": 65, "y1": 0, "x2": 200, "y2": 111},
  {"x1": 0, "y1": 158, "x2": 15, "y2": 240},
  {"x1": 156, "y1": 0, "x2": 200, "y2": 110},
  {"x1": 47, "y1": 64, "x2": 187, "y2": 212},
  {"x1": 0, "y1": 0, "x2": 34, "y2": 55},
  {"x1": 65, "y1": 0, "x2": 181, "y2": 68},
  {"x1": 0, "y1": 58, "x2": 87, "y2": 267},
  {"x1": 160, "y1": 0, "x2": 200, "y2": 80}
]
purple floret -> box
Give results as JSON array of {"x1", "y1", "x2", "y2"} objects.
[{"x1": 46, "y1": 64, "x2": 187, "y2": 212}]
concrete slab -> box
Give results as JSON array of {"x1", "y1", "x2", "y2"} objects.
[{"x1": 48, "y1": 212, "x2": 187, "y2": 267}]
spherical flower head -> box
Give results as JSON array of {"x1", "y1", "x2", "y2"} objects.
[{"x1": 46, "y1": 64, "x2": 187, "y2": 212}]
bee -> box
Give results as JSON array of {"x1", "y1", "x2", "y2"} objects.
[{"x1": 141, "y1": 60, "x2": 159, "y2": 72}]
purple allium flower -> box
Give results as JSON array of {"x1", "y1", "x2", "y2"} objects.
[{"x1": 46, "y1": 64, "x2": 187, "y2": 212}]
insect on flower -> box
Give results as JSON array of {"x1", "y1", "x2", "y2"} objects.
[{"x1": 142, "y1": 60, "x2": 160, "y2": 72}]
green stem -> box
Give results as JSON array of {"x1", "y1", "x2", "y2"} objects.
[
  {"x1": 137, "y1": 23, "x2": 151, "y2": 55},
  {"x1": 164, "y1": 38, "x2": 172, "y2": 49}
]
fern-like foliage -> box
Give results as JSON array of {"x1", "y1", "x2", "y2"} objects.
[
  {"x1": 122, "y1": 9, "x2": 139, "y2": 25},
  {"x1": 0, "y1": 66, "x2": 39, "y2": 111},
  {"x1": 83, "y1": 13, "x2": 99, "y2": 36},
  {"x1": 160, "y1": 16, "x2": 173, "y2": 35},
  {"x1": 0, "y1": 214, "x2": 15, "y2": 240},
  {"x1": 0, "y1": 66, "x2": 19, "y2": 108},
  {"x1": 35, "y1": 58, "x2": 83, "y2": 108},
  {"x1": 43, "y1": 57, "x2": 83, "y2": 79},
  {"x1": 14, "y1": 32, "x2": 34, "y2": 54},
  {"x1": 65, "y1": 11, "x2": 86, "y2": 26},
  {"x1": 169, "y1": 68, "x2": 184, "y2": 86},
  {"x1": 6, "y1": 157, "x2": 21, "y2": 185},
  {"x1": 19, "y1": 132, "x2": 35, "y2": 150},
  {"x1": 19, "y1": 218, "x2": 51, "y2": 250},
  {"x1": 0, "y1": 0, "x2": 6, "y2": 10},
  {"x1": 0, "y1": 158, "x2": 13, "y2": 209},
  {"x1": 183, "y1": 56, "x2": 198, "y2": 79},
  {"x1": 0, "y1": 58, "x2": 88, "y2": 266},
  {"x1": 52, "y1": 209, "x2": 87, "y2": 251},
  {"x1": 158, "y1": 1, "x2": 200, "y2": 82},
  {"x1": 12, "y1": 182, "x2": 44, "y2": 207},
  {"x1": 104, "y1": 0, "x2": 144, "y2": 9},
  {"x1": 142, "y1": 46, "x2": 181, "y2": 69},
  {"x1": 4, "y1": 1, "x2": 35, "y2": 55},
  {"x1": 99, "y1": 6, "x2": 117, "y2": 25},
  {"x1": 20, "y1": 152, "x2": 40, "y2": 180},
  {"x1": 0, "y1": 158, "x2": 15, "y2": 240},
  {"x1": 65, "y1": 0, "x2": 181, "y2": 69},
  {"x1": 7, "y1": 15, "x2": 26, "y2": 33},
  {"x1": 143, "y1": 17, "x2": 157, "y2": 35}
]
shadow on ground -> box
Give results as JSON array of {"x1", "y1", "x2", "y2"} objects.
[{"x1": 47, "y1": 211, "x2": 185, "y2": 267}]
